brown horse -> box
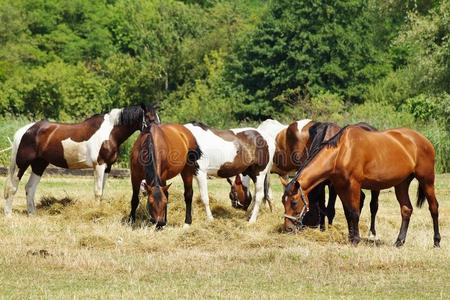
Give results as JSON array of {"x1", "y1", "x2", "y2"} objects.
[
  {"x1": 229, "y1": 119, "x2": 380, "y2": 233},
  {"x1": 282, "y1": 124, "x2": 441, "y2": 247},
  {"x1": 4, "y1": 104, "x2": 157, "y2": 215},
  {"x1": 129, "y1": 108, "x2": 201, "y2": 228}
]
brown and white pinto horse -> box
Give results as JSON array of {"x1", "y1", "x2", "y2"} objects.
[
  {"x1": 4, "y1": 104, "x2": 156, "y2": 215},
  {"x1": 129, "y1": 111, "x2": 201, "y2": 228},
  {"x1": 184, "y1": 122, "x2": 273, "y2": 223},
  {"x1": 282, "y1": 124, "x2": 441, "y2": 247}
]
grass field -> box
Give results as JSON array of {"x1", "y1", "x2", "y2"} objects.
[{"x1": 0, "y1": 172, "x2": 449, "y2": 299}]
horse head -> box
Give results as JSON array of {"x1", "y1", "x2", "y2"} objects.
[
  {"x1": 227, "y1": 175, "x2": 252, "y2": 211},
  {"x1": 140, "y1": 103, "x2": 160, "y2": 129},
  {"x1": 280, "y1": 176, "x2": 309, "y2": 232},
  {"x1": 143, "y1": 181, "x2": 172, "y2": 228}
]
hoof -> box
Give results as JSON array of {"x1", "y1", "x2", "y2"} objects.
[
  {"x1": 368, "y1": 232, "x2": 379, "y2": 241},
  {"x1": 394, "y1": 239, "x2": 405, "y2": 247},
  {"x1": 434, "y1": 240, "x2": 440, "y2": 248},
  {"x1": 183, "y1": 223, "x2": 191, "y2": 229}
]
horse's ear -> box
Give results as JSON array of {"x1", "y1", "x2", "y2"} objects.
[
  {"x1": 279, "y1": 176, "x2": 288, "y2": 187},
  {"x1": 163, "y1": 183, "x2": 172, "y2": 192},
  {"x1": 226, "y1": 178, "x2": 233, "y2": 186},
  {"x1": 140, "y1": 103, "x2": 147, "y2": 112},
  {"x1": 235, "y1": 175, "x2": 242, "y2": 185}
]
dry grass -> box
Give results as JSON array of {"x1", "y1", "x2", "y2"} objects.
[{"x1": 0, "y1": 173, "x2": 449, "y2": 299}]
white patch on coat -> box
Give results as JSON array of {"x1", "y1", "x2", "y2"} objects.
[
  {"x1": 184, "y1": 124, "x2": 239, "y2": 176},
  {"x1": 257, "y1": 119, "x2": 287, "y2": 139},
  {"x1": 297, "y1": 119, "x2": 312, "y2": 133},
  {"x1": 61, "y1": 109, "x2": 122, "y2": 169}
]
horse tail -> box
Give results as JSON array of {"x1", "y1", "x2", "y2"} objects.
[
  {"x1": 263, "y1": 173, "x2": 269, "y2": 201},
  {"x1": 187, "y1": 144, "x2": 203, "y2": 175},
  {"x1": 4, "y1": 123, "x2": 34, "y2": 199},
  {"x1": 416, "y1": 183, "x2": 426, "y2": 208}
]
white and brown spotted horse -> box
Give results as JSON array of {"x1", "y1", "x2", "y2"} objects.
[
  {"x1": 184, "y1": 122, "x2": 275, "y2": 223},
  {"x1": 4, "y1": 104, "x2": 157, "y2": 215}
]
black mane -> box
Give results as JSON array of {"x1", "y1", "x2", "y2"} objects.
[
  {"x1": 190, "y1": 121, "x2": 210, "y2": 131},
  {"x1": 144, "y1": 130, "x2": 161, "y2": 188},
  {"x1": 119, "y1": 105, "x2": 144, "y2": 126},
  {"x1": 291, "y1": 122, "x2": 377, "y2": 183}
]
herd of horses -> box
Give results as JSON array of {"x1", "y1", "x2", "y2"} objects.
[{"x1": 3, "y1": 104, "x2": 441, "y2": 247}]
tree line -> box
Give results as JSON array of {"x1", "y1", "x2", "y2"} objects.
[{"x1": 0, "y1": 0, "x2": 449, "y2": 170}]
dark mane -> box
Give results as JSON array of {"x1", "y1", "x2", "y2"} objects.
[
  {"x1": 190, "y1": 121, "x2": 210, "y2": 131},
  {"x1": 291, "y1": 122, "x2": 377, "y2": 183},
  {"x1": 119, "y1": 105, "x2": 144, "y2": 126},
  {"x1": 144, "y1": 129, "x2": 161, "y2": 188}
]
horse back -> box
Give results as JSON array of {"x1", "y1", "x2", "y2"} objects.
[{"x1": 339, "y1": 127, "x2": 432, "y2": 188}]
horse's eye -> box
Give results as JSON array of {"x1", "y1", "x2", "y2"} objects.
[{"x1": 291, "y1": 200, "x2": 298, "y2": 208}]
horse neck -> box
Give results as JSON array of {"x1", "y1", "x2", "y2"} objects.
[
  {"x1": 111, "y1": 124, "x2": 139, "y2": 146},
  {"x1": 299, "y1": 147, "x2": 338, "y2": 194}
]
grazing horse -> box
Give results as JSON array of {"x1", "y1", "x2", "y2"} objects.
[
  {"x1": 228, "y1": 119, "x2": 380, "y2": 232},
  {"x1": 129, "y1": 110, "x2": 201, "y2": 228},
  {"x1": 184, "y1": 122, "x2": 274, "y2": 223},
  {"x1": 282, "y1": 124, "x2": 441, "y2": 247},
  {"x1": 4, "y1": 104, "x2": 156, "y2": 215}
]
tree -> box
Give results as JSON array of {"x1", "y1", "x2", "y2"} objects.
[{"x1": 228, "y1": 0, "x2": 389, "y2": 120}]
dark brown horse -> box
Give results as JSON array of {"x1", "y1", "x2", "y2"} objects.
[
  {"x1": 129, "y1": 108, "x2": 201, "y2": 228},
  {"x1": 4, "y1": 104, "x2": 157, "y2": 216},
  {"x1": 282, "y1": 124, "x2": 441, "y2": 247}
]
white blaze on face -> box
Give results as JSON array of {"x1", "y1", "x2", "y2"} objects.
[
  {"x1": 184, "y1": 124, "x2": 239, "y2": 176},
  {"x1": 61, "y1": 110, "x2": 121, "y2": 169}
]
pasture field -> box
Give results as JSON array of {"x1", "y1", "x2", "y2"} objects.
[{"x1": 0, "y1": 173, "x2": 449, "y2": 299}]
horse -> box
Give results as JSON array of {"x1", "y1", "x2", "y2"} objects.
[
  {"x1": 184, "y1": 122, "x2": 274, "y2": 223},
  {"x1": 228, "y1": 119, "x2": 380, "y2": 232},
  {"x1": 282, "y1": 124, "x2": 441, "y2": 247},
  {"x1": 3, "y1": 104, "x2": 157, "y2": 216},
  {"x1": 129, "y1": 108, "x2": 201, "y2": 228}
]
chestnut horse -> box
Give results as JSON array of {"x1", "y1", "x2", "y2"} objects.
[
  {"x1": 282, "y1": 124, "x2": 441, "y2": 247},
  {"x1": 184, "y1": 122, "x2": 273, "y2": 223},
  {"x1": 129, "y1": 111, "x2": 201, "y2": 228},
  {"x1": 228, "y1": 119, "x2": 380, "y2": 232},
  {"x1": 4, "y1": 104, "x2": 157, "y2": 215}
]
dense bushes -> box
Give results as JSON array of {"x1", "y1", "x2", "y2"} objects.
[{"x1": 0, "y1": 0, "x2": 449, "y2": 171}]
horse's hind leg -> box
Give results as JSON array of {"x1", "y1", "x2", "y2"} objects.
[
  {"x1": 181, "y1": 169, "x2": 194, "y2": 227},
  {"x1": 368, "y1": 190, "x2": 380, "y2": 240},
  {"x1": 419, "y1": 181, "x2": 441, "y2": 247},
  {"x1": 26, "y1": 158, "x2": 49, "y2": 214},
  {"x1": 195, "y1": 170, "x2": 213, "y2": 221},
  {"x1": 4, "y1": 164, "x2": 28, "y2": 216},
  {"x1": 394, "y1": 178, "x2": 414, "y2": 247}
]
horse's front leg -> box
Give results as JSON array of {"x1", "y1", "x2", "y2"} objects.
[
  {"x1": 337, "y1": 181, "x2": 362, "y2": 245},
  {"x1": 181, "y1": 169, "x2": 194, "y2": 228},
  {"x1": 93, "y1": 164, "x2": 107, "y2": 201},
  {"x1": 248, "y1": 173, "x2": 265, "y2": 224},
  {"x1": 195, "y1": 170, "x2": 214, "y2": 221}
]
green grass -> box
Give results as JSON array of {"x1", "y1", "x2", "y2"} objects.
[{"x1": 0, "y1": 173, "x2": 449, "y2": 298}]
